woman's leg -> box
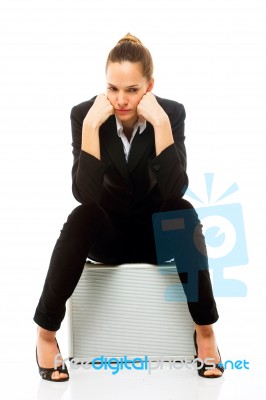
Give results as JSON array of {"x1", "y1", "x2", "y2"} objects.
[
  {"x1": 118, "y1": 202, "x2": 223, "y2": 377},
  {"x1": 34, "y1": 204, "x2": 130, "y2": 331},
  {"x1": 34, "y1": 203, "x2": 130, "y2": 380},
  {"x1": 153, "y1": 198, "x2": 219, "y2": 325},
  {"x1": 153, "y1": 198, "x2": 222, "y2": 376}
]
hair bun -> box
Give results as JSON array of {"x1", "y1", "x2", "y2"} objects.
[
  {"x1": 107, "y1": 33, "x2": 153, "y2": 80},
  {"x1": 117, "y1": 33, "x2": 143, "y2": 46}
]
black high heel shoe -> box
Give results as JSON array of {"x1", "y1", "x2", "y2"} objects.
[
  {"x1": 36, "y1": 337, "x2": 69, "y2": 382},
  {"x1": 193, "y1": 330, "x2": 224, "y2": 378}
]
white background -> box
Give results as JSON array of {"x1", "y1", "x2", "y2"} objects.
[{"x1": 0, "y1": 0, "x2": 265, "y2": 398}]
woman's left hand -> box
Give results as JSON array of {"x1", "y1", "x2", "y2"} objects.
[
  {"x1": 137, "y1": 92, "x2": 168, "y2": 126},
  {"x1": 137, "y1": 92, "x2": 174, "y2": 154}
]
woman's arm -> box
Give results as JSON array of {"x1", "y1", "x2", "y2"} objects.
[
  {"x1": 71, "y1": 94, "x2": 113, "y2": 205},
  {"x1": 138, "y1": 93, "x2": 188, "y2": 199},
  {"x1": 81, "y1": 94, "x2": 114, "y2": 159},
  {"x1": 137, "y1": 92, "x2": 174, "y2": 156}
]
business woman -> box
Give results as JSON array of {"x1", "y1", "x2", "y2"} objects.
[{"x1": 34, "y1": 33, "x2": 224, "y2": 381}]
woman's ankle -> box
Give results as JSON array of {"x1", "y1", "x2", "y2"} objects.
[
  {"x1": 37, "y1": 326, "x2": 57, "y2": 341},
  {"x1": 195, "y1": 324, "x2": 214, "y2": 337}
]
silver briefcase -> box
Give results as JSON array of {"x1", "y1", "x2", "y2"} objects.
[{"x1": 67, "y1": 262, "x2": 195, "y2": 363}]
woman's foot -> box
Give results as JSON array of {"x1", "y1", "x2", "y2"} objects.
[
  {"x1": 36, "y1": 326, "x2": 69, "y2": 381},
  {"x1": 194, "y1": 324, "x2": 223, "y2": 377}
]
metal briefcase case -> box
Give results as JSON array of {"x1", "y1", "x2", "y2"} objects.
[{"x1": 67, "y1": 262, "x2": 194, "y2": 363}]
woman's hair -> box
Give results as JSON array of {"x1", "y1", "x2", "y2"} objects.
[{"x1": 106, "y1": 33, "x2": 154, "y2": 81}]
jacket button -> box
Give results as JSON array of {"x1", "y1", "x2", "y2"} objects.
[{"x1": 153, "y1": 163, "x2": 160, "y2": 171}]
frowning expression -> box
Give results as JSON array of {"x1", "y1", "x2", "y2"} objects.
[{"x1": 106, "y1": 61, "x2": 154, "y2": 128}]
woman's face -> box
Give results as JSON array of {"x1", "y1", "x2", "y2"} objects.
[{"x1": 106, "y1": 61, "x2": 154, "y2": 128}]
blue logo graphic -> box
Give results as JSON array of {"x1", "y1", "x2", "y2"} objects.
[{"x1": 152, "y1": 173, "x2": 248, "y2": 301}]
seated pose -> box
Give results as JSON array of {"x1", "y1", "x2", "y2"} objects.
[{"x1": 34, "y1": 33, "x2": 224, "y2": 381}]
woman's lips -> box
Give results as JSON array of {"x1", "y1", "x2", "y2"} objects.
[{"x1": 116, "y1": 109, "x2": 131, "y2": 113}]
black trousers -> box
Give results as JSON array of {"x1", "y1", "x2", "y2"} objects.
[{"x1": 33, "y1": 198, "x2": 219, "y2": 331}]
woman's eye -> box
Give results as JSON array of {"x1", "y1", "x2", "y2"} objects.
[{"x1": 107, "y1": 87, "x2": 138, "y2": 93}]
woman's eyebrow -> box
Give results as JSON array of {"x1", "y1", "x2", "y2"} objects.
[
  {"x1": 107, "y1": 83, "x2": 140, "y2": 88},
  {"x1": 126, "y1": 84, "x2": 140, "y2": 88}
]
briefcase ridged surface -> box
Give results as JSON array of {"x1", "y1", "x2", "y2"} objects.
[{"x1": 68, "y1": 263, "x2": 194, "y2": 362}]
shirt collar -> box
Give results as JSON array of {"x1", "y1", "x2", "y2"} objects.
[{"x1": 115, "y1": 116, "x2": 146, "y2": 137}]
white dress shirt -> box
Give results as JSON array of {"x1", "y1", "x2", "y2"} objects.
[{"x1": 115, "y1": 116, "x2": 147, "y2": 162}]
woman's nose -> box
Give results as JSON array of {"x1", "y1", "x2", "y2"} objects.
[{"x1": 117, "y1": 92, "x2": 128, "y2": 107}]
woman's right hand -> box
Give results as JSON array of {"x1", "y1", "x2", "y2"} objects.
[
  {"x1": 83, "y1": 93, "x2": 114, "y2": 131},
  {"x1": 81, "y1": 94, "x2": 114, "y2": 160}
]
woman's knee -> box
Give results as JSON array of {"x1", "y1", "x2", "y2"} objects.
[
  {"x1": 160, "y1": 198, "x2": 195, "y2": 211},
  {"x1": 158, "y1": 198, "x2": 200, "y2": 226},
  {"x1": 61, "y1": 203, "x2": 107, "y2": 235}
]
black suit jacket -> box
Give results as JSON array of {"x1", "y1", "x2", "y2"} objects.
[{"x1": 70, "y1": 95, "x2": 188, "y2": 221}]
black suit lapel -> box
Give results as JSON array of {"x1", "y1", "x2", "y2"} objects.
[
  {"x1": 128, "y1": 123, "x2": 154, "y2": 173},
  {"x1": 100, "y1": 116, "x2": 130, "y2": 182}
]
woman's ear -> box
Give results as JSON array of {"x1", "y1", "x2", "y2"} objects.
[{"x1": 146, "y1": 78, "x2": 154, "y2": 92}]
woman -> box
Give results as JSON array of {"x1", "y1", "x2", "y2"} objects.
[{"x1": 34, "y1": 33, "x2": 224, "y2": 381}]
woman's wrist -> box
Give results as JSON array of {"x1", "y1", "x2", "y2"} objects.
[
  {"x1": 83, "y1": 116, "x2": 101, "y2": 132},
  {"x1": 150, "y1": 109, "x2": 169, "y2": 129},
  {"x1": 152, "y1": 113, "x2": 174, "y2": 156},
  {"x1": 81, "y1": 124, "x2": 101, "y2": 159}
]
